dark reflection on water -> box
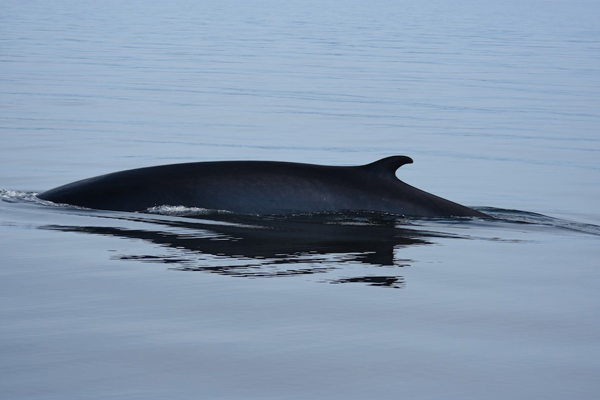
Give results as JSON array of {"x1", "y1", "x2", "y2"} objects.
[
  {"x1": 41, "y1": 211, "x2": 469, "y2": 288},
  {"x1": 329, "y1": 275, "x2": 406, "y2": 289},
  {"x1": 34, "y1": 204, "x2": 600, "y2": 289}
]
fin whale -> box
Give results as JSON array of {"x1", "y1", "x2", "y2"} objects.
[{"x1": 37, "y1": 156, "x2": 487, "y2": 217}]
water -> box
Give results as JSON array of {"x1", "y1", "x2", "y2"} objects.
[{"x1": 1, "y1": 0, "x2": 600, "y2": 399}]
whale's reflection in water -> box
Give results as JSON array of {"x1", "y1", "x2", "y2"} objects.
[{"x1": 42, "y1": 211, "x2": 469, "y2": 288}]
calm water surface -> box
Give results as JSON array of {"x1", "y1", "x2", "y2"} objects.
[{"x1": 1, "y1": 1, "x2": 600, "y2": 399}]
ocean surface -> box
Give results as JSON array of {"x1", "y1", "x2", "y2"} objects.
[{"x1": 1, "y1": 1, "x2": 599, "y2": 399}]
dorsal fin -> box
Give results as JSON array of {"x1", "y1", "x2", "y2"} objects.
[{"x1": 361, "y1": 156, "x2": 413, "y2": 177}]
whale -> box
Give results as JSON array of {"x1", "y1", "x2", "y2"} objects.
[{"x1": 37, "y1": 156, "x2": 487, "y2": 217}]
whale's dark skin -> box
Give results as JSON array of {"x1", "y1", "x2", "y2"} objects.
[{"x1": 37, "y1": 156, "x2": 487, "y2": 217}]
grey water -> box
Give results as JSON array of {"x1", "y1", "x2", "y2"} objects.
[{"x1": 1, "y1": 0, "x2": 600, "y2": 399}]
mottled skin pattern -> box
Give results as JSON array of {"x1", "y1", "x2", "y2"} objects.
[{"x1": 37, "y1": 156, "x2": 487, "y2": 217}]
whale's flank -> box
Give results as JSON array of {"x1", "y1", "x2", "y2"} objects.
[{"x1": 37, "y1": 156, "x2": 487, "y2": 217}]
